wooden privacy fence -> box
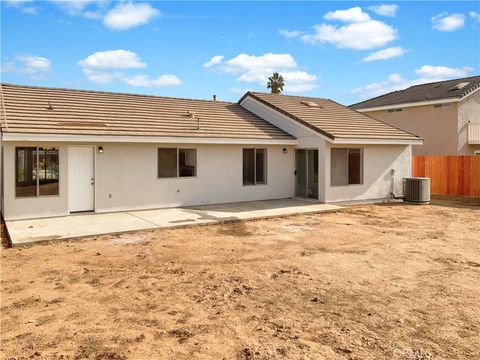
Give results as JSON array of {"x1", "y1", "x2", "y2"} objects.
[{"x1": 413, "y1": 156, "x2": 480, "y2": 197}]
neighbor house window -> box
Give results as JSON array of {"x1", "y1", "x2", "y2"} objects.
[
  {"x1": 16, "y1": 147, "x2": 59, "y2": 197},
  {"x1": 243, "y1": 148, "x2": 266, "y2": 185},
  {"x1": 433, "y1": 103, "x2": 452, "y2": 109},
  {"x1": 158, "y1": 148, "x2": 196, "y2": 178},
  {"x1": 330, "y1": 148, "x2": 363, "y2": 186},
  {"x1": 387, "y1": 108, "x2": 403, "y2": 113}
]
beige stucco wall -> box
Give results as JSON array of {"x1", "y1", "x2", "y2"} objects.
[
  {"x1": 458, "y1": 90, "x2": 480, "y2": 154},
  {"x1": 2, "y1": 142, "x2": 295, "y2": 220},
  {"x1": 241, "y1": 96, "x2": 328, "y2": 201},
  {"x1": 365, "y1": 91, "x2": 480, "y2": 155},
  {"x1": 366, "y1": 105, "x2": 458, "y2": 155},
  {"x1": 325, "y1": 144, "x2": 412, "y2": 203},
  {"x1": 241, "y1": 96, "x2": 413, "y2": 204},
  {"x1": 94, "y1": 143, "x2": 295, "y2": 213}
]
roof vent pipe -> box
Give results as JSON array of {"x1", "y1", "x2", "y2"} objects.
[{"x1": 213, "y1": 94, "x2": 217, "y2": 101}]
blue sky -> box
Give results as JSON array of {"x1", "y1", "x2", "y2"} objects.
[{"x1": 1, "y1": 1, "x2": 479, "y2": 104}]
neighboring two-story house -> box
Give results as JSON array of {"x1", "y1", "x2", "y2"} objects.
[{"x1": 350, "y1": 76, "x2": 480, "y2": 155}]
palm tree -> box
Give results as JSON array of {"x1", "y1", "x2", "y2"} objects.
[{"x1": 267, "y1": 72, "x2": 285, "y2": 94}]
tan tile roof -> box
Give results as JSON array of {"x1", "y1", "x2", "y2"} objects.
[
  {"x1": 242, "y1": 92, "x2": 421, "y2": 141},
  {"x1": 350, "y1": 75, "x2": 480, "y2": 109},
  {"x1": 0, "y1": 84, "x2": 294, "y2": 141}
]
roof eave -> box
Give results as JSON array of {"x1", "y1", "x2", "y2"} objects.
[
  {"x1": 1, "y1": 132, "x2": 299, "y2": 145},
  {"x1": 352, "y1": 97, "x2": 460, "y2": 112},
  {"x1": 331, "y1": 137, "x2": 423, "y2": 145}
]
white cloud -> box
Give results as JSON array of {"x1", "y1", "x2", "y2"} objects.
[
  {"x1": 205, "y1": 53, "x2": 318, "y2": 93},
  {"x1": 1, "y1": 54, "x2": 52, "y2": 79},
  {"x1": 432, "y1": 12, "x2": 465, "y2": 32},
  {"x1": 297, "y1": 7, "x2": 398, "y2": 50},
  {"x1": 279, "y1": 29, "x2": 303, "y2": 38},
  {"x1": 21, "y1": 6, "x2": 37, "y2": 14},
  {"x1": 203, "y1": 55, "x2": 224, "y2": 68},
  {"x1": 78, "y1": 50, "x2": 147, "y2": 69},
  {"x1": 17, "y1": 55, "x2": 51, "y2": 73},
  {"x1": 302, "y1": 20, "x2": 397, "y2": 50},
  {"x1": 4, "y1": 0, "x2": 33, "y2": 6},
  {"x1": 122, "y1": 75, "x2": 181, "y2": 87},
  {"x1": 221, "y1": 53, "x2": 297, "y2": 82},
  {"x1": 4, "y1": 0, "x2": 37, "y2": 14},
  {"x1": 351, "y1": 65, "x2": 474, "y2": 99},
  {"x1": 282, "y1": 71, "x2": 318, "y2": 93},
  {"x1": 103, "y1": 2, "x2": 160, "y2": 30},
  {"x1": 470, "y1": 11, "x2": 480, "y2": 22},
  {"x1": 49, "y1": 0, "x2": 101, "y2": 16},
  {"x1": 324, "y1": 7, "x2": 371, "y2": 23},
  {"x1": 229, "y1": 87, "x2": 256, "y2": 94},
  {"x1": 368, "y1": 4, "x2": 399, "y2": 17},
  {"x1": 81, "y1": 68, "x2": 123, "y2": 84},
  {"x1": 414, "y1": 65, "x2": 473, "y2": 78},
  {"x1": 78, "y1": 49, "x2": 180, "y2": 88},
  {"x1": 83, "y1": 10, "x2": 103, "y2": 19},
  {"x1": 362, "y1": 46, "x2": 406, "y2": 62}
]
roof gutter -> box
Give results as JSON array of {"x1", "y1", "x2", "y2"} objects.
[
  {"x1": 354, "y1": 97, "x2": 460, "y2": 112},
  {"x1": 331, "y1": 138, "x2": 423, "y2": 145},
  {"x1": 1, "y1": 133, "x2": 299, "y2": 145}
]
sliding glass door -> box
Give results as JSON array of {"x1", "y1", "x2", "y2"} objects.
[{"x1": 295, "y1": 149, "x2": 318, "y2": 199}]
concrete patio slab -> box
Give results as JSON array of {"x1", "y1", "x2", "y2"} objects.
[{"x1": 5, "y1": 199, "x2": 342, "y2": 247}]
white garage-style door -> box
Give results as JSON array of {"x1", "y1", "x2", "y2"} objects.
[{"x1": 68, "y1": 146, "x2": 95, "y2": 212}]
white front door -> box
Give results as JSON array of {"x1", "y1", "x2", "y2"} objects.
[{"x1": 68, "y1": 146, "x2": 94, "y2": 212}]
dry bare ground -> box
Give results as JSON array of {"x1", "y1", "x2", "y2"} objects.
[{"x1": 1, "y1": 196, "x2": 479, "y2": 360}]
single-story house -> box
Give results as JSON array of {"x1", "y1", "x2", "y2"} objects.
[
  {"x1": 0, "y1": 83, "x2": 422, "y2": 221},
  {"x1": 350, "y1": 76, "x2": 480, "y2": 155}
]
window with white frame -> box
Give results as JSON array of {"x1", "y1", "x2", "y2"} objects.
[
  {"x1": 330, "y1": 148, "x2": 363, "y2": 186},
  {"x1": 158, "y1": 148, "x2": 196, "y2": 178},
  {"x1": 243, "y1": 148, "x2": 266, "y2": 185}
]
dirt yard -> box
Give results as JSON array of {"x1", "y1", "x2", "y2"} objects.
[{"x1": 1, "y1": 196, "x2": 479, "y2": 360}]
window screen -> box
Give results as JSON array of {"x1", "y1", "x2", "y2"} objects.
[
  {"x1": 158, "y1": 148, "x2": 177, "y2": 178},
  {"x1": 243, "y1": 149, "x2": 255, "y2": 185},
  {"x1": 179, "y1": 149, "x2": 196, "y2": 177},
  {"x1": 348, "y1": 149, "x2": 362, "y2": 185},
  {"x1": 331, "y1": 148, "x2": 348, "y2": 186},
  {"x1": 255, "y1": 149, "x2": 266, "y2": 184},
  {"x1": 243, "y1": 148, "x2": 266, "y2": 185},
  {"x1": 331, "y1": 148, "x2": 362, "y2": 186}
]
